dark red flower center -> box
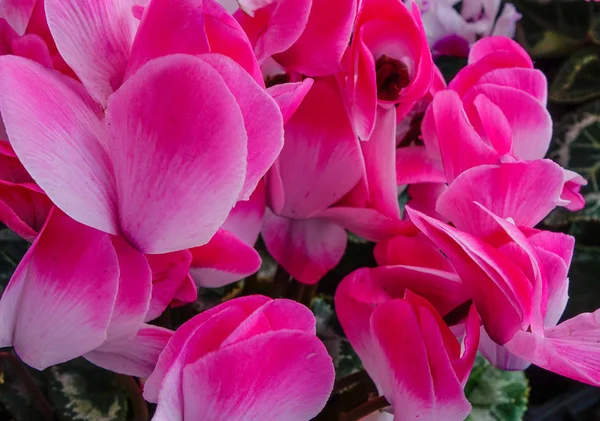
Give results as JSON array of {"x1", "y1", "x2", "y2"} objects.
[{"x1": 375, "y1": 55, "x2": 410, "y2": 102}]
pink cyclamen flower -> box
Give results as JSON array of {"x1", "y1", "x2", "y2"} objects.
[
  {"x1": 347, "y1": 0, "x2": 433, "y2": 139},
  {"x1": 408, "y1": 36, "x2": 586, "y2": 210},
  {"x1": 407, "y1": 167, "x2": 600, "y2": 386},
  {"x1": 336, "y1": 266, "x2": 479, "y2": 421},
  {"x1": 143, "y1": 295, "x2": 335, "y2": 421},
  {"x1": 417, "y1": 0, "x2": 521, "y2": 57},
  {"x1": 0, "y1": 52, "x2": 282, "y2": 254},
  {"x1": 0, "y1": 208, "x2": 173, "y2": 374},
  {"x1": 263, "y1": 78, "x2": 412, "y2": 284}
]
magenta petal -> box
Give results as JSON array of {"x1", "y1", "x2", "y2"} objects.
[
  {"x1": 105, "y1": 236, "x2": 152, "y2": 340},
  {"x1": 267, "y1": 79, "x2": 314, "y2": 123},
  {"x1": 371, "y1": 299, "x2": 472, "y2": 421},
  {"x1": 189, "y1": 228, "x2": 262, "y2": 288},
  {"x1": 468, "y1": 36, "x2": 532, "y2": 66},
  {"x1": 0, "y1": 210, "x2": 119, "y2": 369},
  {"x1": 46, "y1": 0, "x2": 136, "y2": 105},
  {"x1": 479, "y1": 327, "x2": 531, "y2": 371},
  {"x1": 126, "y1": 0, "x2": 209, "y2": 78},
  {"x1": 406, "y1": 206, "x2": 532, "y2": 345},
  {"x1": 276, "y1": 77, "x2": 363, "y2": 217},
  {"x1": 198, "y1": 53, "x2": 283, "y2": 199},
  {"x1": 396, "y1": 146, "x2": 447, "y2": 185},
  {"x1": 10, "y1": 34, "x2": 53, "y2": 68},
  {"x1": 179, "y1": 331, "x2": 334, "y2": 421},
  {"x1": 478, "y1": 67, "x2": 547, "y2": 105},
  {"x1": 0, "y1": 182, "x2": 53, "y2": 241},
  {"x1": 273, "y1": 0, "x2": 357, "y2": 76},
  {"x1": 506, "y1": 311, "x2": 600, "y2": 386},
  {"x1": 85, "y1": 324, "x2": 173, "y2": 377},
  {"x1": 436, "y1": 160, "x2": 565, "y2": 234},
  {"x1": 262, "y1": 209, "x2": 347, "y2": 285},
  {"x1": 0, "y1": 0, "x2": 36, "y2": 35},
  {"x1": 0, "y1": 56, "x2": 118, "y2": 235},
  {"x1": 106, "y1": 54, "x2": 247, "y2": 253},
  {"x1": 145, "y1": 250, "x2": 194, "y2": 321}
]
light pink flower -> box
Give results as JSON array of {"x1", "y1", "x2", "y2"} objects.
[
  {"x1": 346, "y1": 0, "x2": 433, "y2": 139},
  {"x1": 0, "y1": 208, "x2": 173, "y2": 374},
  {"x1": 418, "y1": 0, "x2": 521, "y2": 57},
  {"x1": 144, "y1": 295, "x2": 335, "y2": 421},
  {"x1": 336, "y1": 266, "x2": 479, "y2": 421}
]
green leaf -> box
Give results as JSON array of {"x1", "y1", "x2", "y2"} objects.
[
  {"x1": 311, "y1": 296, "x2": 363, "y2": 379},
  {"x1": 0, "y1": 229, "x2": 29, "y2": 293},
  {"x1": 514, "y1": 0, "x2": 598, "y2": 57},
  {"x1": 435, "y1": 55, "x2": 467, "y2": 84},
  {"x1": 465, "y1": 355, "x2": 529, "y2": 421},
  {"x1": 591, "y1": 13, "x2": 600, "y2": 45},
  {"x1": 562, "y1": 248, "x2": 600, "y2": 320},
  {"x1": 549, "y1": 48, "x2": 600, "y2": 104},
  {"x1": 45, "y1": 359, "x2": 129, "y2": 421}
]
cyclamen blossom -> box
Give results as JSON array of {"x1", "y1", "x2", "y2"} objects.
[{"x1": 144, "y1": 296, "x2": 335, "y2": 421}]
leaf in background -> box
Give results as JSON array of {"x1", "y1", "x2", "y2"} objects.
[
  {"x1": 466, "y1": 355, "x2": 529, "y2": 421},
  {"x1": 46, "y1": 358, "x2": 129, "y2": 421},
  {"x1": 513, "y1": 0, "x2": 598, "y2": 58},
  {"x1": 562, "y1": 247, "x2": 600, "y2": 320},
  {"x1": 0, "y1": 228, "x2": 29, "y2": 293},
  {"x1": 311, "y1": 296, "x2": 363, "y2": 379},
  {"x1": 549, "y1": 48, "x2": 600, "y2": 104},
  {"x1": 591, "y1": 13, "x2": 600, "y2": 45},
  {"x1": 435, "y1": 55, "x2": 467, "y2": 84}
]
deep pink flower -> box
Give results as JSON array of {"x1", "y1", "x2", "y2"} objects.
[
  {"x1": 336, "y1": 266, "x2": 479, "y2": 421},
  {"x1": 346, "y1": 0, "x2": 433, "y2": 139},
  {"x1": 406, "y1": 174, "x2": 600, "y2": 386},
  {"x1": 0, "y1": 209, "x2": 172, "y2": 374},
  {"x1": 144, "y1": 295, "x2": 335, "y2": 421}
]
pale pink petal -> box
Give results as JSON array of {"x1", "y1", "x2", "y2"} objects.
[
  {"x1": 222, "y1": 181, "x2": 265, "y2": 246},
  {"x1": 106, "y1": 54, "x2": 247, "y2": 253},
  {"x1": 467, "y1": 36, "x2": 531, "y2": 66},
  {"x1": 506, "y1": 311, "x2": 600, "y2": 386},
  {"x1": 0, "y1": 56, "x2": 118, "y2": 234},
  {"x1": 125, "y1": 0, "x2": 209, "y2": 78},
  {"x1": 436, "y1": 160, "x2": 565, "y2": 234},
  {"x1": 144, "y1": 296, "x2": 271, "y2": 403},
  {"x1": 0, "y1": 0, "x2": 36, "y2": 35},
  {"x1": 396, "y1": 146, "x2": 447, "y2": 185},
  {"x1": 198, "y1": 54, "x2": 283, "y2": 199},
  {"x1": 479, "y1": 327, "x2": 531, "y2": 370},
  {"x1": 189, "y1": 228, "x2": 261, "y2": 288},
  {"x1": 276, "y1": 77, "x2": 363, "y2": 218},
  {"x1": 105, "y1": 236, "x2": 152, "y2": 340},
  {"x1": 262, "y1": 209, "x2": 347, "y2": 284},
  {"x1": 406, "y1": 206, "x2": 532, "y2": 344},
  {"x1": 561, "y1": 169, "x2": 587, "y2": 211},
  {"x1": 535, "y1": 246, "x2": 569, "y2": 328},
  {"x1": 273, "y1": 0, "x2": 357, "y2": 76},
  {"x1": 178, "y1": 331, "x2": 333, "y2": 421},
  {"x1": 362, "y1": 107, "x2": 401, "y2": 219},
  {"x1": 85, "y1": 324, "x2": 173, "y2": 377},
  {"x1": 267, "y1": 79, "x2": 314, "y2": 123},
  {"x1": 463, "y1": 84, "x2": 552, "y2": 160},
  {"x1": 0, "y1": 210, "x2": 119, "y2": 369},
  {"x1": 145, "y1": 250, "x2": 194, "y2": 321},
  {"x1": 466, "y1": 93, "x2": 512, "y2": 155},
  {"x1": 46, "y1": 0, "x2": 136, "y2": 105},
  {"x1": 490, "y1": 5, "x2": 521, "y2": 39}
]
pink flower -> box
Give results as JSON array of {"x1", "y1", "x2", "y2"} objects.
[
  {"x1": 418, "y1": 0, "x2": 521, "y2": 57},
  {"x1": 404, "y1": 36, "x2": 586, "y2": 210},
  {"x1": 263, "y1": 78, "x2": 412, "y2": 284},
  {"x1": 0, "y1": 0, "x2": 284, "y2": 254},
  {"x1": 406, "y1": 168, "x2": 600, "y2": 386},
  {"x1": 0, "y1": 208, "x2": 173, "y2": 374},
  {"x1": 336, "y1": 266, "x2": 479, "y2": 421},
  {"x1": 143, "y1": 295, "x2": 335, "y2": 421},
  {"x1": 346, "y1": 0, "x2": 433, "y2": 139}
]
